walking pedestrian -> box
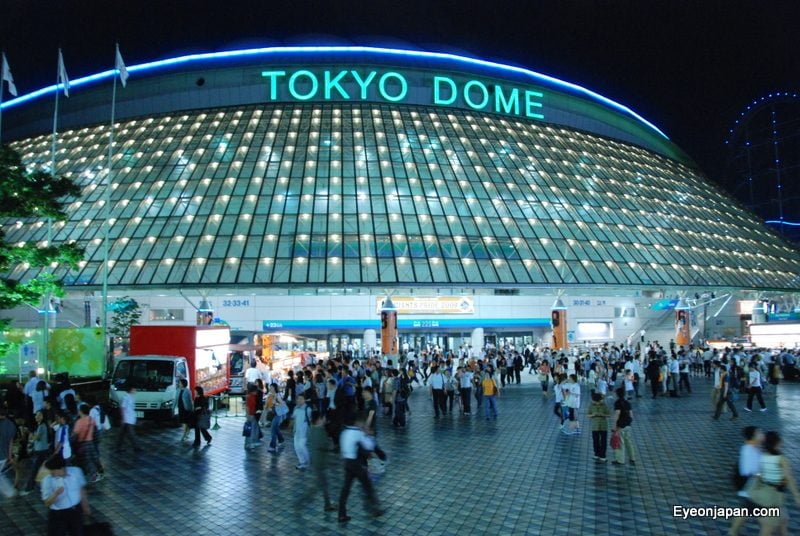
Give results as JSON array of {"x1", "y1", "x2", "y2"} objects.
[
  {"x1": 748, "y1": 431, "x2": 800, "y2": 535},
  {"x1": 553, "y1": 374, "x2": 565, "y2": 427},
  {"x1": 730, "y1": 426, "x2": 763, "y2": 535},
  {"x1": 244, "y1": 385, "x2": 260, "y2": 449},
  {"x1": 22, "y1": 410, "x2": 50, "y2": 495},
  {"x1": 295, "y1": 411, "x2": 336, "y2": 512},
  {"x1": 115, "y1": 385, "x2": 141, "y2": 453},
  {"x1": 192, "y1": 386, "x2": 212, "y2": 447},
  {"x1": 744, "y1": 360, "x2": 767, "y2": 412},
  {"x1": 291, "y1": 395, "x2": 311, "y2": 469},
  {"x1": 72, "y1": 404, "x2": 100, "y2": 483},
  {"x1": 562, "y1": 374, "x2": 582, "y2": 434},
  {"x1": 337, "y1": 415, "x2": 383, "y2": 523},
  {"x1": 457, "y1": 367, "x2": 473, "y2": 415},
  {"x1": 54, "y1": 411, "x2": 73, "y2": 462},
  {"x1": 713, "y1": 366, "x2": 739, "y2": 421},
  {"x1": 482, "y1": 369, "x2": 500, "y2": 420},
  {"x1": 473, "y1": 368, "x2": 484, "y2": 410},
  {"x1": 0, "y1": 409, "x2": 15, "y2": 498},
  {"x1": 428, "y1": 366, "x2": 446, "y2": 417},
  {"x1": 175, "y1": 379, "x2": 193, "y2": 442},
  {"x1": 88, "y1": 398, "x2": 108, "y2": 477},
  {"x1": 587, "y1": 391, "x2": 609, "y2": 462},
  {"x1": 40, "y1": 455, "x2": 91, "y2": 536},
  {"x1": 444, "y1": 369, "x2": 457, "y2": 414},
  {"x1": 538, "y1": 361, "x2": 551, "y2": 398},
  {"x1": 611, "y1": 387, "x2": 636, "y2": 466},
  {"x1": 267, "y1": 383, "x2": 288, "y2": 453}
]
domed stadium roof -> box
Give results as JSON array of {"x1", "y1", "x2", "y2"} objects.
[{"x1": 1, "y1": 46, "x2": 799, "y2": 291}]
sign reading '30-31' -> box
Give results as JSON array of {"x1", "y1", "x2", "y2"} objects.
[{"x1": 261, "y1": 69, "x2": 544, "y2": 120}]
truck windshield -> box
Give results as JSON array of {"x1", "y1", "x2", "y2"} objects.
[
  {"x1": 112, "y1": 360, "x2": 174, "y2": 392},
  {"x1": 230, "y1": 352, "x2": 244, "y2": 375}
]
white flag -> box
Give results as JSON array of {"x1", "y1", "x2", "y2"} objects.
[
  {"x1": 1, "y1": 53, "x2": 17, "y2": 97},
  {"x1": 115, "y1": 45, "x2": 128, "y2": 87},
  {"x1": 57, "y1": 49, "x2": 70, "y2": 97}
]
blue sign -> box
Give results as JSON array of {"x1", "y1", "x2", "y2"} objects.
[
  {"x1": 651, "y1": 299, "x2": 679, "y2": 311},
  {"x1": 262, "y1": 317, "x2": 550, "y2": 332}
]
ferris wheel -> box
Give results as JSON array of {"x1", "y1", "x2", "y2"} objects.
[{"x1": 725, "y1": 92, "x2": 800, "y2": 241}]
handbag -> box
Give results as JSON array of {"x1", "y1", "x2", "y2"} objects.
[
  {"x1": 610, "y1": 430, "x2": 622, "y2": 450},
  {"x1": 242, "y1": 420, "x2": 253, "y2": 437},
  {"x1": 275, "y1": 402, "x2": 289, "y2": 417},
  {"x1": 747, "y1": 477, "x2": 784, "y2": 508},
  {"x1": 197, "y1": 411, "x2": 211, "y2": 430}
]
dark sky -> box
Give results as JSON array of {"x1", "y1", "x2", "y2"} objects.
[{"x1": 2, "y1": 0, "x2": 799, "y2": 188}]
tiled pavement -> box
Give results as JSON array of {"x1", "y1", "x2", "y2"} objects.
[{"x1": 2, "y1": 373, "x2": 799, "y2": 535}]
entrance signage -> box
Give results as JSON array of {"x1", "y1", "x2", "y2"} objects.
[
  {"x1": 375, "y1": 296, "x2": 475, "y2": 315},
  {"x1": 262, "y1": 69, "x2": 544, "y2": 120}
]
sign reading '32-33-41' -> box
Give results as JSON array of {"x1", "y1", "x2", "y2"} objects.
[{"x1": 261, "y1": 69, "x2": 544, "y2": 120}]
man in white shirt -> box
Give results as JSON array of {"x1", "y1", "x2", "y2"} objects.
[
  {"x1": 23, "y1": 370, "x2": 43, "y2": 423},
  {"x1": 115, "y1": 385, "x2": 142, "y2": 453},
  {"x1": 23, "y1": 370, "x2": 40, "y2": 397},
  {"x1": 457, "y1": 367, "x2": 473, "y2": 415},
  {"x1": 668, "y1": 358, "x2": 681, "y2": 396},
  {"x1": 245, "y1": 362, "x2": 262, "y2": 390},
  {"x1": 41, "y1": 455, "x2": 90, "y2": 534},
  {"x1": 730, "y1": 426, "x2": 763, "y2": 534},
  {"x1": 624, "y1": 356, "x2": 642, "y2": 398},
  {"x1": 744, "y1": 362, "x2": 767, "y2": 412},
  {"x1": 428, "y1": 366, "x2": 447, "y2": 417},
  {"x1": 337, "y1": 416, "x2": 382, "y2": 523}
]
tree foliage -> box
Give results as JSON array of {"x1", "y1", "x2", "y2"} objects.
[
  {"x1": 0, "y1": 145, "x2": 84, "y2": 329},
  {"x1": 109, "y1": 296, "x2": 142, "y2": 351}
]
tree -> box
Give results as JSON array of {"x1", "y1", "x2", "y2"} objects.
[
  {"x1": 0, "y1": 145, "x2": 83, "y2": 341},
  {"x1": 108, "y1": 296, "x2": 141, "y2": 352}
]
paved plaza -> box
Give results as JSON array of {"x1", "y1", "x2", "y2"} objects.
[{"x1": 2, "y1": 374, "x2": 799, "y2": 535}]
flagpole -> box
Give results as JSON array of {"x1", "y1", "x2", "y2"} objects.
[
  {"x1": 101, "y1": 47, "x2": 119, "y2": 368},
  {"x1": 43, "y1": 50, "x2": 63, "y2": 379}
]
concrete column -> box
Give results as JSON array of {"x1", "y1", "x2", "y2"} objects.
[
  {"x1": 471, "y1": 327, "x2": 484, "y2": 358},
  {"x1": 552, "y1": 308, "x2": 568, "y2": 350},
  {"x1": 675, "y1": 309, "x2": 691, "y2": 346}
]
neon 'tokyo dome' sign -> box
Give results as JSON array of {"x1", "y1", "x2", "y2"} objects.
[{"x1": 262, "y1": 68, "x2": 545, "y2": 120}]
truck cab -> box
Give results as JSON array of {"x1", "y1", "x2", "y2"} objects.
[
  {"x1": 108, "y1": 325, "x2": 231, "y2": 421},
  {"x1": 109, "y1": 355, "x2": 187, "y2": 421}
]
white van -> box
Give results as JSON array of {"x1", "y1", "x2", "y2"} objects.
[{"x1": 109, "y1": 355, "x2": 188, "y2": 421}]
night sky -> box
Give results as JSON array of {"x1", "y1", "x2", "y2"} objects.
[{"x1": 2, "y1": 0, "x2": 799, "y2": 215}]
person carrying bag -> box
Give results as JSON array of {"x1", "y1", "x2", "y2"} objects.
[{"x1": 746, "y1": 431, "x2": 800, "y2": 534}]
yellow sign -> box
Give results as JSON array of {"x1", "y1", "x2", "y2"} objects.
[{"x1": 376, "y1": 296, "x2": 475, "y2": 315}]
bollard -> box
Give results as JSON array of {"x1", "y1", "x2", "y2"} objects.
[{"x1": 211, "y1": 395, "x2": 221, "y2": 431}]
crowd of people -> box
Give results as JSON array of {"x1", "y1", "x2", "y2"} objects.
[
  {"x1": 0, "y1": 372, "x2": 112, "y2": 533},
  {"x1": 2, "y1": 340, "x2": 799, "y2": 532}
]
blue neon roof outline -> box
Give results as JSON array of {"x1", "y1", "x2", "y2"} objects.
[
  {"x1": 766, "y1": 220, "x2": 800, "y2": 227},
  {"x1": 0, "y1": 45, "x2": 668, "y2": 139}
]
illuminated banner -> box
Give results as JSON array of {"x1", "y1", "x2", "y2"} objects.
[
  {"x1": 375, "y1": 296, "x2": 475, "y2": 315},
  {"x1": 262, "y1": 69, "x2": 544, "y2": 120}
]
